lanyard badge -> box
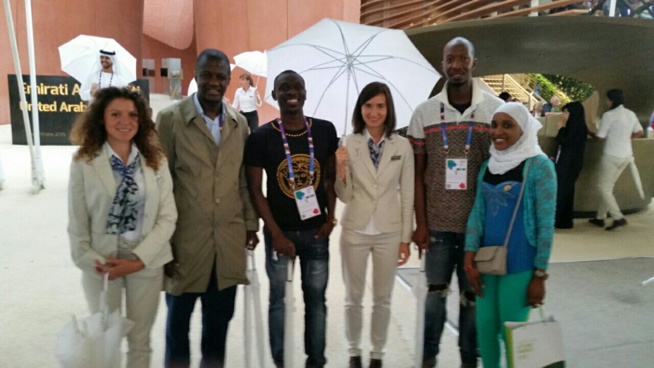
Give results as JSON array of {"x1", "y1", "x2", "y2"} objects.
[
  {"x1": 278, "y1": 118, "x2": 321, "y2": 220},
  {"x1": 440, "y1": 103, "x2": 475, "y2": 190}
]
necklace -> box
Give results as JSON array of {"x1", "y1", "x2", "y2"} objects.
[
  {"x1": 271, "y1": 119, "x2": 313, "y2": 137},
  {"x1": 98, "y1": 71, "x2": 113, "y2": 89}
]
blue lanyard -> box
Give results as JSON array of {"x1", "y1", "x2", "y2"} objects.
[
  {"x1": 277, "y1": 118, "x2": 314, "y2": 190},
  {"x1": 440, "y1": 103, "x2": 474, "y2": 155}
]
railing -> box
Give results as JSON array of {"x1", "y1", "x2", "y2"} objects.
[
  {"x1": 481, "y1": 74, "x2": 546, "y2": 109},
  {"x1": 360, "y1": 0, "x2": 653, "y2": 30}
]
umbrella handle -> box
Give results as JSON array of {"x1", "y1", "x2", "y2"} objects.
[
  {"x1": 246, "y1": 249, "x2": 255, "y2": 271},
  {"x1": 286, "y1": 258, "x2": 294, "y2": 282}
]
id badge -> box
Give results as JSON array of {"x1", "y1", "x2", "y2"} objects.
[
  {"x1": 294, "y1": 186, "x2": 321, "y2": 220},
  {"x1": 445, "y1": 158, "x2": 468, "y2": 190}
]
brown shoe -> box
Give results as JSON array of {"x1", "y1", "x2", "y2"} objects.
[
  {"x1": 349, "y1": 356, "x2": 363, "y2": 368},
  {"x1": 369, "y1": 358, "x2": 382, "y2": 368},
  {"x1": 606, "y1": 218, "x2": 627, "y2": 231}
]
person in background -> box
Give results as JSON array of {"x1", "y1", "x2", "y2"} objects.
[
  {"x1": 232, "y1": 73, "x2": 263, "y2": 132},
  {"x1": 68, "y1": 87, "x2": 177, "y2": 368},
  {"x1": 80, "y1": 50, "x2": 132, "y2": 102},
  {"x1": 245, "y1": 70, "x2": 338, "y2": 368},
  {"x1": 541, "y1": 95, "x2": 560, "y2": 116},
  {"x1": 554, "y1": 101, "x2": 588, "y2": 229},
  {"x1": 335, "y1": 82, "x2": 414, "y2": 368},
  {"x1": 156, "y1": 48, "x2": 259, "y2": 368},
  {"x1": 588, "y1": 89, "x2": 643, "y2": 231},
  {"x1": 464, "y1": 102, "x2": 556, "y2": 368},
  {"x1": 407, "y1": 36, "x2": 503, "y2": 368},
  {"x1": 498, "y1": 92, "x2": 511, "y2": 102},
  {"x1": 532, "y1": 101, "x2": 544, "y2": 118}
]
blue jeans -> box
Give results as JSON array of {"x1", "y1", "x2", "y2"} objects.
[
  {"x1": 265, "y1": 229, "x2": 329, "y2": 368},
  {"x1": 164, "y1": 266, "x2": 237, "y2": 368},
  {"x1": 423, "y1": 231, "x2": 477, "y2": 366}
]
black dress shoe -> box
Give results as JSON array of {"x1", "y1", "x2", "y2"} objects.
[
  {"x1": 606, "y1": 218, "x2": 627, "y2": 231},
  {"x1": 349, "y1": 356, "x2": 362, "y2": 368},
  {"x1": 588, "y1": 218, "x2": 605, "y2": 227},
  {"x1": 369, "y1": 358, "x2": 382, "y2": 368}
]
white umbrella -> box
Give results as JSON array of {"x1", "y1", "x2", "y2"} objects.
[
  {"x1": 56, "y1": 274, "x2": 134, "y2": 368},
  {"x1": 243, "y1": 249, "x2": 266, "y2": 368},
  {"x1": 413, "y1": 251, "x2": 428, "y2": 368},
  {"x1": 264, "y1": 18, "x2": 441, "y2": 136},
  {"x1": 283, "y1": 258, "x2": 296, "y2": 368},
  {"x1": 234, "y1": 50, "x2": 267, "y2": 78},
  {"x1": 58, "y1": 35, "x2": 137, "y2": 84}
]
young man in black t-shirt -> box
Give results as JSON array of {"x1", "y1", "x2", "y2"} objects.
[{"x1": 245, "y1": 70, "x2": 338, "y2": 368}]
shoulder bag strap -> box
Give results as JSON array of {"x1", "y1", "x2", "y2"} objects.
[{"x1": 502, "y1": 159, "x2": 532, "y2": 248}]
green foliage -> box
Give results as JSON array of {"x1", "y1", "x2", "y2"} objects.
[
  {"x1": 541, "y1": 74, "x2": 596, "y2": 102},
  {"x1": 525, "y1": 74, "x2": 595, "y2": 104}
]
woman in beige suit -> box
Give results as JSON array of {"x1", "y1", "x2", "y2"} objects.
[
  {"x1": 68, "y1": 87, "x2": 177, "y2": 368},
  {"x1": 335, "y1": 82, "x2": 415, "y2": 368}
]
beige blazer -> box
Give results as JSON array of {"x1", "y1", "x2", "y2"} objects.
[
  {"x1": 67, "y1": 149, "x2": 177, "y2": 275},
  {"x1": 156, "y1": 96, "x2": 259, "y2": 294},
  {"x1": 335, "y1": 133, "x2": 414, "y2": 243}
]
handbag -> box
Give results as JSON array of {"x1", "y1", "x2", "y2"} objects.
[
  {"x1": 474, "y1": 160, "x2": 531, "y2": 275},
  {"x1": 505, "y1": 308, "x2": 566, "y2": 368}
]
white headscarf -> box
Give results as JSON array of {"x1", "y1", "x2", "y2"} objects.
[{"x1": 488, "y1": 102, "x2": 546, "y2": 175}]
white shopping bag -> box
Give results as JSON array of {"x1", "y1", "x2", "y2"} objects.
[{"x1": 505, "y1": 311, "x2": 565, "y2": 368}]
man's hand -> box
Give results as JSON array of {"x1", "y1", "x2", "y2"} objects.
[
  {"x1": 272, "y1": 231, "x2": 296, "y2": 258},
  {"x1": 245, "y1": 230, "x2": 259, "y2": 250},
  {"x1": 412, "y1": 225, "x2": 430, "y2": 254},
  {"x1": 314, "y1": 220, "x2": 335, "y2": 239}
]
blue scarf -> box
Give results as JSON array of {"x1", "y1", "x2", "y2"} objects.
[{"x1": 106, "y1": 154, "x2": 141, "y2": 235}]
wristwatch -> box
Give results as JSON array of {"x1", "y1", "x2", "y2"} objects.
[
  {"x1": 534, "y1": 269, "x2": 548, "y2": 279},
  {"x1": 328, "y1": 218, "x2": 338, "y2": 226}
]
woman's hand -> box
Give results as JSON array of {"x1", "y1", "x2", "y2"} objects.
[
  {"x1": 397, "y1": 242, "x2": 410, "y2": 266},
  {"x1": 527, "y1": 274, "x2": 547, "y2": 307},
  {"x1": 96, "y1": 258, "x2": 145, "y2": 280},
  {"x1": 463, "y1": 251, "x2": 483, "y2": 297}
]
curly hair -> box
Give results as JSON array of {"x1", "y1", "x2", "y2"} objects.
[{"x1": 70, "y1": 87, "x2": 164, "y2": 170}]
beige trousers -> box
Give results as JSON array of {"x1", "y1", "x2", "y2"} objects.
[
  {"x1": 340, "y1": 228, "x2": 401, "y2": 360},
  {"x1": 82, "y1": 267, "x2": 163, "y2": 368},
  {"x1": 596, "y1": 154, "x2": 632, "y2": 220}
]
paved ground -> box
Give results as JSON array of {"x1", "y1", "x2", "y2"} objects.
[{"x1": 0, "y1": 94, "x2": 652, "y2": 367}]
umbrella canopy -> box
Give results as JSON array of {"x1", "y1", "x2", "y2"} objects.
[
  {"x1": 234, "y1": 50, "x2": 267, "y2": 78},
  {"x1": 283, "y1": 258, "x2": 295, "y2": 368},
  {"x1": 413, "y1": 252, "x2": 428, "y2": 368},
  {"x1": 243, "y1": 250, "x2": 266, "y2": 368},
  {"x1": 56, "y1": 274, "x2": 134, "y2": 368},
  {"x1": 264, "y1": 18, "x2": 440, "y2": 136},
  {"x1": 58, "y1": 35, "x2": 136, "y2": 84}
]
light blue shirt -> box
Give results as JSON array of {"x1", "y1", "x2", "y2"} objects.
[{"x1": 193, "y1": 93, "x2": 224, "y2": 147}]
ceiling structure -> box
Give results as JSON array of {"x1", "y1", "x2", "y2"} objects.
[{"x1": 407, "y1": 16, "x2": 654, "y2": 122}]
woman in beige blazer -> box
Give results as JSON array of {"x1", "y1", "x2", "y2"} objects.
[
  {"x1": 335, "y1": 82, "x2": 415, "y2": 368},
  {"x1": 68, "y1": 87, "x2": 177, "y2": 368}
]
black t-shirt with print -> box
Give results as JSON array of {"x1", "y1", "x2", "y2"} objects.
[{"x1": 245, "y1": 117, "x2": 338, "y2": 231}]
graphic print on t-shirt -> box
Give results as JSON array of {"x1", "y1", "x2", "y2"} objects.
[{"x1": 276, "y1": 153, "x2": 321, "y2": 199}]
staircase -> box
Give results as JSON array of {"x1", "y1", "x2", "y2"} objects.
[{"x1": 481, "y1": 74, "x2": 545, "y2": 109}]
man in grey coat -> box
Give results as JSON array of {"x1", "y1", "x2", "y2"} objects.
[{"x1": 156, "y1": 48, "x2": 259, "y2": 368}]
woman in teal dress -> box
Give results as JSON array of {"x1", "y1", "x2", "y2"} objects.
[{"x1": 463, "y1": 102, "x2": 556, "y2": 368}]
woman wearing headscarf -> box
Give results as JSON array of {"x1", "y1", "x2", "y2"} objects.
[
  {"x1": 463, "y1": 103, "x2": 556, "y2": 368},
  {"x1": 554, "y1": 101, "x2": 588, "y2": 229},
  {"x1": 68, "y1": 87, "x2": 177, "y2": 367}
]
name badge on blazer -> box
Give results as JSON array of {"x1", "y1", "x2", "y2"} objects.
[{"x1": 391, "y1": 155, "x2": 402, "y2": 161}]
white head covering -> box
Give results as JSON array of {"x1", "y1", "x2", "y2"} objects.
[
  {"x1": 99, "y1": 49, "x2": 117, "y2": 73},
  {"x1": 488, "y1": 102, "x2": 546, "y2": 175}
]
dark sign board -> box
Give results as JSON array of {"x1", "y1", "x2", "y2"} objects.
[{"x1": 8, "y1": 75, "x2": 149, "y2": 145}]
